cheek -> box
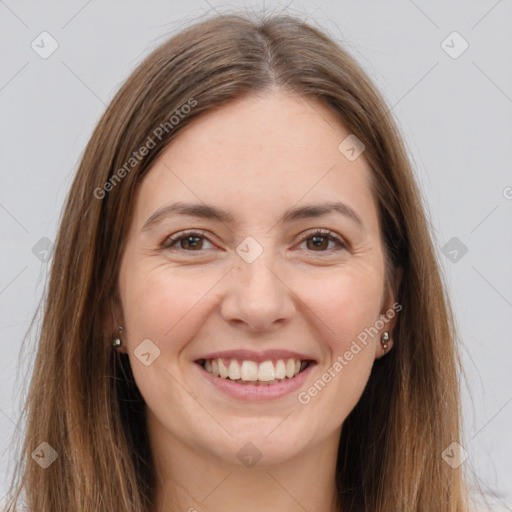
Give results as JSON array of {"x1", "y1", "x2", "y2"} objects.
[
  {"x1": 296, "y1": 279, "x2": 378, "y2": 436},
  {"x1": 119, "y1": 261, "x2": 216, "y2": 425},
  {"x1": 292, "y1": 266, "x2": 381, "y2": 412},
  {"x1": 298, "y1": 264, "x2": 384, "y2": 342},
  {"x1": 120, "y1": 260, "x2": 217, "y2": 347}
]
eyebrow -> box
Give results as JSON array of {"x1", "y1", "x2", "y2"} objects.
[{"x1": 141, "y1": 200, "x2": 365, "y2": 232}]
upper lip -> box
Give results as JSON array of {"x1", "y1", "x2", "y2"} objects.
[{"x1": 195, "y1": 349, "x2": 316, "y2": 363}]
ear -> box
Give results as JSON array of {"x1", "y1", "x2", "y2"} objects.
[
  {"x1": 101, "y1": 292, "x2": 127, "y2": 354},
  {"x1": 376, "y1": 265, "x2": 403, "y2": 358}
]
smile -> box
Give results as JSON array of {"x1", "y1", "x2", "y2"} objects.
[{"x1": 199, "y1": 357, "x2": 311, "y2": 386}]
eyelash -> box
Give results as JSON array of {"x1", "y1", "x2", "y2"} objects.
[{"x1": 161, "y1": 228, "x2": 348, "y2": 254}]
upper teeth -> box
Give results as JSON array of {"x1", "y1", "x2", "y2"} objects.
[{"x1": 203, "y1": 358, "x2": 306, "y2": 381}]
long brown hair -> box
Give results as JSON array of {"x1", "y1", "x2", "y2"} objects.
[{"x1": 6, "y1": 11, "x2": 471, "y2": 511}]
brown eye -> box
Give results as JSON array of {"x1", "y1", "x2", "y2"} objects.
[
  {"x1": 162, "y1": 230, "x2": 214, "y2": 251},
  {"x1": 297, "y1": 229, "x2": 347, "y2": 253},
  {"x1": 178, "y1": 235, "x2": 204, "y2": 250},
  {"x1": 306, "y1": 235, "x2": 330, "y2": 251}
]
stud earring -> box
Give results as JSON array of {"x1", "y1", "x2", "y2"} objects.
[
  {"x1": 112, "y1": 326, "x2": 124, "y2": 348},
  {"x1": 381, "y1": 331, "x2": 390, "y2": 353}
]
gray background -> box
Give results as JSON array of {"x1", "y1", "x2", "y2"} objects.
[{"x1": 1, "y1": 0, "x2": 511, "y2": 509}]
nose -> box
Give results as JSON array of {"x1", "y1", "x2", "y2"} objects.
[{"x1": 220, "y1": 251, "x2": 296, "y2": 333}]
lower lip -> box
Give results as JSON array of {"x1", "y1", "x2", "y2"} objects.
[{"x1": 195, "y1": 362, "x2": 316, "y2": 401}]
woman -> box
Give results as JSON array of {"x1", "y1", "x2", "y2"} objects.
[{"x1": 6, "y1": 11, "x2": 471, "y2": 512}]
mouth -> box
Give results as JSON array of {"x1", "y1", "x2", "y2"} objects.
[{"x1": 196, "y1": 357, "x2": 313, "y2": 386}]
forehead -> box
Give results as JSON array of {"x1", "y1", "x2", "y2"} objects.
[{"x1": 132, "y1": 90, "x2": 379, "y2": 234}]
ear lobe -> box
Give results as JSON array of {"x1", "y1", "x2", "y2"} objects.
[
  {"x1": 386, "y1": 265, "x2": 402, "y2": 305},
  {"x1": 389, "y1": 264, "x2": 403, "y2": 299},
  {"x1": 381, "y1": 265, "x2": 403, "y2": 332},
  {"x1": 100, "y1": 295, "x2": 124, "y2": 341}
]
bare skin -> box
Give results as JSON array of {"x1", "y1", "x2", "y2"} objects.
[{"x1": 114, "y1": 89, "x2": 400, "y2": 512}]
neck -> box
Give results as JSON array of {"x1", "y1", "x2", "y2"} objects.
[{"x1": 148, "y1": 418, "x2": 342, "y2": 512}]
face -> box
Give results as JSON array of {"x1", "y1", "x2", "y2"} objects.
[{"x1": 116, "y1": 90, "x2": 398, "y2": 468}]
